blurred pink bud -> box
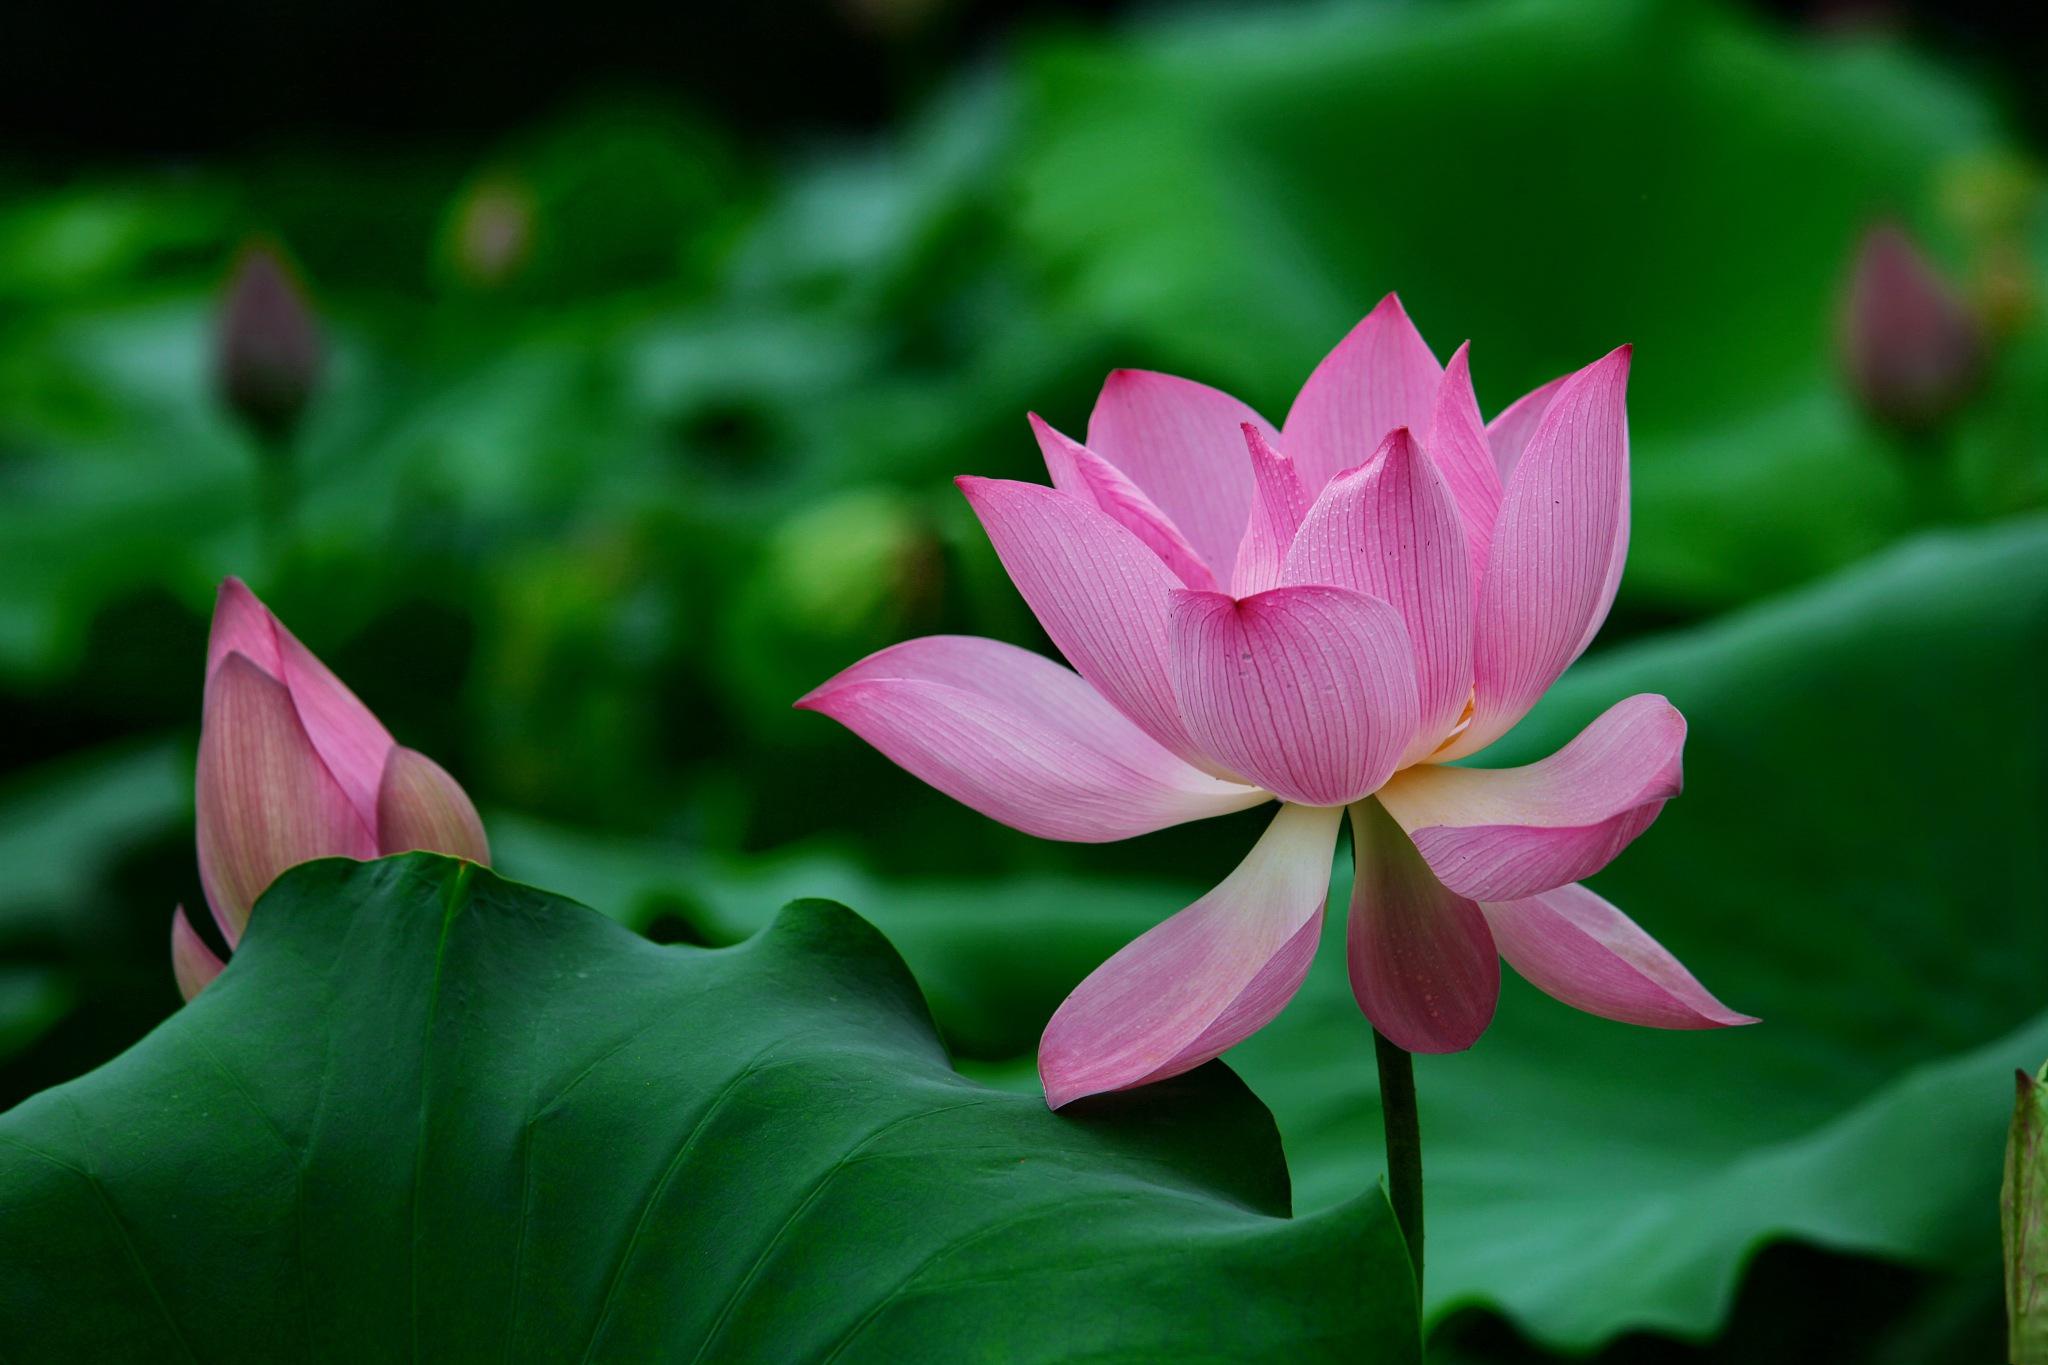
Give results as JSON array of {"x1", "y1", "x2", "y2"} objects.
[
  {"x1": 215, "y1": 240, "x2": 325, "y2": 447},
  {"x1": 1841, "y1": 222, "x2": 1983, "y2": 432},
  {"x1": 173, "y1": 578, "x2": 489, "y2": 1000}
]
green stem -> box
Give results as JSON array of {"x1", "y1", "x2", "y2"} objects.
[
  {"x1": 1374, "y1": 1028, "x2": 1424, "y2": 1303},
  {"x1": 256, "y1": 440, "x2": 297, "y2": 574}
]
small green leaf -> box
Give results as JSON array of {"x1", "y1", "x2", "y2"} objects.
[{"x1": 0, "y1": 854, "x2": 1419, "y2": 1363}]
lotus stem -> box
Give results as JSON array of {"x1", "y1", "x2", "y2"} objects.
[{"x1": 1374, "y1": 1027, "x2": 1424, "y2": 1304}]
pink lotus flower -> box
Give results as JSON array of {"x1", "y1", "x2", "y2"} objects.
[
  {"x1": 169, "y1": 579, "x2": 490, "y2": 1000},
  {"x1": 802, "y1": 296, "x2": 1754, "y2": 1108}
]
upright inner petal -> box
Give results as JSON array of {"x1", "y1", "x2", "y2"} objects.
[
  {"x1": 1030, "y1": 413, "x2": 1219, "y2": 591},
  {"x1": 958, "y1": 477, "x2": 1209, "y2": 768},
  {"x1": 1085, "y1": 369, "x2": 1276, "y2": 580},
  {"x1": 1450, "y1": 345, "x2": 1631, "y2": 760},
  {"x1": 1228, "y1": 424, "x2": 1310, "y2": 597},
  {"x1": 1282, "y1": 428, "x2": 1473, "y2": 764},
  {"x1": 1282, "y1": 293, "x2": 1444, "y2": 492}
]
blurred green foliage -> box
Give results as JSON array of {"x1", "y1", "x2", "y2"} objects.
[{"x1": 1, "y1": 0, "x2": 2044, "y2": 1359}]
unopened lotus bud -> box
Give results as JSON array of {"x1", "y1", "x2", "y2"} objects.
[
  {"x1": 215, "y1": 240, "x2": 324, "y2": 448},
  {"x1": 174, "y1": 578, "x2": 489, "y2": 998},
  {"x1": 445, "y1": 175, "x2": 536, "y2": 290},
  {"x1": 2007, "y1": 1063, "x2": 2048, "y2": 1364},
  {"x1": 1841, "y1": 222, "x2": 1983, "y2": 433}
]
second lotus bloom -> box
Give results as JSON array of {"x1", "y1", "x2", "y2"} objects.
[
  {"x1": 170, "y1": 579, "x2": 490, "y2": 1000},
  {"x1": 803, "y1": 294, "x2": 1753, "y2": 1109}
]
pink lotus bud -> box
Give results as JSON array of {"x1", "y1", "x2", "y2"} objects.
[
  {"x1": 173, "y1": 578, "x2": 489, "y2": 1000},
  {"x1": 214, "y1": 240, "x2": 325, "y2": 448},
  {"x1": 1841, "y1": 222, "x2": 1983, "y2": 432}
]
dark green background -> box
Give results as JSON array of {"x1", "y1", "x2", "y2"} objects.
[{"x1": 2, "y1": 0, "x2": 2044, "y2": 1358}]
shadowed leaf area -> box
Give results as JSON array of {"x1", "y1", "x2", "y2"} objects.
[{"x1": 0, "y1": 854, "x2": 1418, "y2": 1363}]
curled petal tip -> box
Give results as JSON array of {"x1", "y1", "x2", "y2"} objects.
[{"x1": 170, "y1": 906, "x2": 225, "y2": 1003}]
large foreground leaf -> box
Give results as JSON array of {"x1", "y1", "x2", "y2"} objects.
[{"x1": 0, "y1": 855, "x2": 1418, "y2": 1363}]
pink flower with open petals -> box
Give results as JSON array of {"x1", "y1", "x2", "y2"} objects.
[
  {"x1": 801, "y1": 295, "x2": 1754, "y2": 1109},
  {"x1": 169, "y1": 578, "x2": 490, "y2": 1001}
]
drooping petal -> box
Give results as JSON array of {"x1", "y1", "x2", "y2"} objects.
[
  {"x1": 1428, "y1": 343, "x2": 1500, "y2": 588},
  {"x1": 376, "y1": 747, "x2": 492, "y2": 864},
  {"x1": 798, "y1": 636, "x2": 1266, "y2": 842},
  {"x1": 170, "y1": 906, "x2": 225, "y2": 1003},
  {"x1": 1029, "y1": 413, "x2": 1218, "y2": 591},
  {"x1": 207, "y1": 578, "x2": 396, "y2": 831},
  {"x1": 1168, "y1": 585, "x2": 1420, "y2": 806},
  {"x1": 1283, "y1": 428, "x2": 1472, "y2": 762},
  {"x1": 957, "y1": 477, "x2": 1207, "y2": 767},
  {"x1": 1282, "y1": 294, "x2": 1444, "y2": 492},
  {"x1": 1228, "y1": 424, "x2": 1310, "y2": 597},
  {"x1": 1377, "y1": 694, "x2": 1683, "y2": 902},
  {"x1": 1084, "y1": 369, "x2": 1277, "y2": 580},
  {"x1": 1039, "y1": 802, "x2": 1343, "y2": 1108},
  {"x1": 1484, "y1": 371, "x2": 1569, "y2": 480},
  {"x1": 1481, "y1": 882, "x2": 1757, "y2": 1029},
  {"x1": 1347, "y1": 797, "x2": 1499, "y2": 1054},
  {"x1": 1449, "y1": 346, "x2": 1631, "y2": 760},
  {"x1": 196, "y1": 653, "x2": 378, "y2": 944}
]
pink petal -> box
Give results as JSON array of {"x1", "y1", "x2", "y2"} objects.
[
  {"x1": 1227, "y1": 424, "x2": 1310, "y2": 597},
  {"x1": 1484, "y1": 371, "x2": 1569, "y2": 481},
  {"x1": 1167, "y1": 585, "x2": 1420, "y2": 806},
  {"x1": 170, "y1": 906, "x2": 224, "y2": 1003},
  {"x1": 376, "y1": 746, "x2": 492, "y2": 864},
  {"x1": 1450, "y1": 346, "x2": 1632, "y2": 760},
  {"x1": 1347, "y1": 797, "x2": 1499, "y2": 1054},
  {"x1": 1084, "y1": 369, "x2": 1277, "y2": 581},
  {"x1": 1481, "y1": 882, "x2": 1757, "y2": 1029},
  {"x1": 1377, "y1": 694, "x2": 1683, "y2": 902},
  {"x1": 205, "y1": 576, "x2": 285, "y2": 678},
  {"x1": 1282, "y1": 428, "x2": 1472, "y2": 763},
  {"x1": 958, "y1": 476, "x2": 1205, "y2": 767},
  {"x1": 1039, "y1": 802, "x2": 1343, "y2": 1108},
  {"x1": 1282, "y1": 293, "x2": 1444, "y2": 493},
  {"x1": 196, "y1": 653, "x2": 378, "y2": 944},
  {"x1": 1428, "y1": 344, "x2": 1501, "y2": 590},
  {"x1": 799, "y1": 636, "x2": 1266, "y2": 842},
  {"x1": 1029, "y1": 413, "x2": 1219, "y2": 591},
  {"x1": 207, "y1": 578, "x2": 396, "y2": 831}
]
